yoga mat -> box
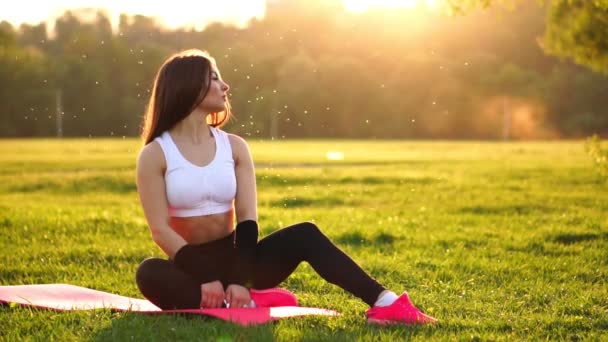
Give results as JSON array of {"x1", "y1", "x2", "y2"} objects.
[{"x1": 0, "y1": 284, "x2": 339, "y2": 326}]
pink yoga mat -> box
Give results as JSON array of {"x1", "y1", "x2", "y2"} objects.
[{"x1": 0, "y1": 284, "x2": 339, "y2": 326}]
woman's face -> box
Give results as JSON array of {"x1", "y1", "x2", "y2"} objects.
[{"x1": 199, "y1": 68, "x2": 230, "y2": 113}]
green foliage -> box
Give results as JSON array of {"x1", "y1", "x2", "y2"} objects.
[
  {"x1": 0, "y1": 21, "x2": 16, "y2": 46},
  {"x1": 0, "y1": 44, "x2": 55, "y2": 136},
  {"x1": 585, "y1": 135, "x2": 608, "y2": 177},
  {"x1": 0, "y1": 138, "x2": 607, "y2": 340},
  {"x1": 446, "y1": 0, "x2": 529, "y2": 13},
  {"x1": 543, "y1": 0, "x2": 608, "y2": 74}
]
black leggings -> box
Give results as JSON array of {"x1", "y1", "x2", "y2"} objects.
[{"x1": 136, "y1": 222, "x2": 386, "y2": 309}]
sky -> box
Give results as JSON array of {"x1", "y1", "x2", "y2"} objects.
[
  {"x1": 0, "y1": 0, "x2": 267, "y2": 30},
  {"x1": 1, "y1": 0, "x2": 440, "y2": 31}
]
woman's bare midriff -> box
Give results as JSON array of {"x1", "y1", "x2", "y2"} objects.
[{"x1": 169, "y1": 208, "x2": 235, "y2": 245}]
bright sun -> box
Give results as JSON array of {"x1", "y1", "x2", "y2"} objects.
[{"x1": 343, "y1": 0, "x2": 440, "y2": 13}]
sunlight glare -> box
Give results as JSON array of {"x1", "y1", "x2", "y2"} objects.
[
  {"x1": 426, "y1": 0, "x2": 439, "y2": 10},
  {"x1": 343, "y1": 0, "x2": 439, "y2": 13},
  {"x1": 326, "y1": 151, "x2": 345, "y2": 161}
]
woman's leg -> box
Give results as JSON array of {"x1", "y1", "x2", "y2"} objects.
[
  {"x1": 135, "y1": 232, "x2": 237, "y2": 309},
  {"x1": 135, "y1": 258, "x2": 201, "y2": 310},
  {"x1": 251, "y1": 222, "x2": 386, "y2": 306}
]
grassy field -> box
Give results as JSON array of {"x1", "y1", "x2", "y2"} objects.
[{"x1": 0, "y1": 138, "x2": 606, "y2": 341}]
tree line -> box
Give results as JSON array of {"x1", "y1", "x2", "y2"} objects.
[{"x1": 0, "y1": 1, "x2": 606, "y2": 139}]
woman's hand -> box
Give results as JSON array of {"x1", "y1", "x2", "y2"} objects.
[
  {"x1": 225, "y1": 284, "x2": 251, "y2": 309},
  {"x1": 200, "y1": 280, "x2": 225, "y2": 308}
]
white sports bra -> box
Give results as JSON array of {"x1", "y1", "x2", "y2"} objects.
[{"x1": 154, "y1": 127, "x2": 237, "y2": 217}]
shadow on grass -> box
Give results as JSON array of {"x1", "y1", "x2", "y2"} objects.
[
  {"x1": 7, "y1": 172, "x2": 438, "y2": 195},
  {"x1": 551, "y1": 232, "x2": 607, "y2": 245},
  {"x1": 58, "y1": 250, "x2": 143, "y2": 266},
  {"x1": 0, "y1": 269, "x2": 51, "y2": 283},
  {"x1": 505, "y1": 231, "x2": 608, "y2": 257},
  {"x1": 258, "y1": 174, "x2": 439, "y2": 188},
  {"x1": 457, "y1": 204, "x2": 555, "y2": 216},
  {"x1": 91, "y1": 312, "x2": 276, "y2": 341},
  {"x1": 505, "y1": 241, "x2": 572, "y2": 256},
  {"x1": 336, "y1": 231, "x2": 398, "y2": 247},
  {"x1": 8, "y1": 176, "x2": 135, "y2": 194},
  {"x1": 256, "y1": 160, "x2": 433, "y2": 169},
  {"x1": 270, "y1": 196, "x2": 347, "y2": 208}
]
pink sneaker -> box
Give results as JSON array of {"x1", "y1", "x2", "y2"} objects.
[
  {"x1": 366, "y1": 292, "x2": 437, "y2": 325},
  {"x1": 250, "y1": 288, "x2": 298, "y2": 307}
]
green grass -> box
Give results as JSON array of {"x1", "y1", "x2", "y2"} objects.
[{"x1": 0, "y1": 138, "x2": 606, "y2": 341}]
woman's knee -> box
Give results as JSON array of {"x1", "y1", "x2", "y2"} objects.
[
  {"x1": 135, "y1": 258, "x2": 168, "y2": 288},
  {"x1": 135, "y1": 257, "x2": 201, "y2": 309},
  {"x1": 293, "y1": 221, "x2": 323, "y2": 238}
]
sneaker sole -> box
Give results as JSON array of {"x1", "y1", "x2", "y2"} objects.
[{"x1": 367, "y1": 314, "x2": 438, "y2": 325}]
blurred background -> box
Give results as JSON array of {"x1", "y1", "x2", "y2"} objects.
[{"x1": 0, "y1": 0, "x2": 606, "y2": 139}]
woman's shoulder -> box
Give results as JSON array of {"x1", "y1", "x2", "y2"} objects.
[
  {"x1": 226, "y1": 133, "x2": 251, "y2": 161},
  {"x1": 137, "y1": 139, "x2": 166, "y2": 171},
  {"x1": 227, "y1": 132, "x2": 247, "y2": 146}
]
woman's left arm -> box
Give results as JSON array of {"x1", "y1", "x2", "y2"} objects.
[
  {"x1": 228, "y1": 134, "x2": 259, "y2": 291},
  {"x1": 230, "y1": 134, "x2": 258, "y2": 222}
]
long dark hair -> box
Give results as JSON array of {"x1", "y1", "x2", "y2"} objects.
[{"x1": 141, "y1": 49, "x2": 232, "y2": 145}]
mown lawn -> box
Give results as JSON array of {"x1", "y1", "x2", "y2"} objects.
[{"x1": 0, "y1": 138, "x2": 606, "y2": 341}]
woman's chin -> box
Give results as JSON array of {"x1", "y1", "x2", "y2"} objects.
[{"x1": 202, "y1": 105, "x2": 226, "y2": 113}]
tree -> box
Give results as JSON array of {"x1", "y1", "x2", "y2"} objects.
[
  {"x1": 543, "y1": 1, "x2": 608, "y2": 74},
  {"x1": 451, "y1": 0, "x2": 608, "y2": 74},
  {"x1": 0, "y1": 21, "x2": 17, "y2": 46}
]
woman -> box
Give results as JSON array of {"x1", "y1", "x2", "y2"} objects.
[{"x1": 135, "y1": 49, "x2": 436, "y2": 325}]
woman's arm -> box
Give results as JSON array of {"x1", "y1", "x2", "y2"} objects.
[
  {"x1": 136, "y1": 142, "x2": 187, "y2": 258},
  {"x1": 228, "y1": 134, "x2": 258, "y2": 289},
  {"x1": 229, "y1": 134, "x2": 258, "y2": 223}
]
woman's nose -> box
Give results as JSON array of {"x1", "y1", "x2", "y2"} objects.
[{"x1": 221, "y1": 80, "x2": 230, "y2": 91}]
